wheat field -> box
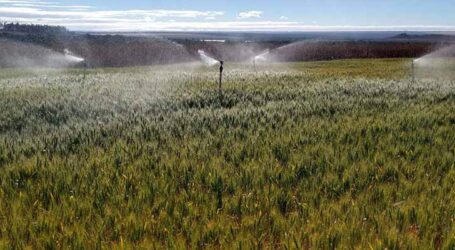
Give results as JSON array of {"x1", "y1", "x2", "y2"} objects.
[{"x1": 1, "y1": 59, "x2": 455, "y2": 249}]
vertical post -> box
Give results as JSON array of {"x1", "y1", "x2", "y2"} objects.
[
  {"x1": 82, "y1": 61, "x2": 87, "y2": 83},
  {"x1": 253, "y1": 58, "x2": 256, "y2": 72},
  {"x1": 411, "y1": 60, "x2": 415, "y2": 83},
  {"x1": 219, "y1": 61, "x2": 224, "y2": 102}
]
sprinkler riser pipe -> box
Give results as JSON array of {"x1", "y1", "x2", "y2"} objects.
[{"x1": 219, "y1": 61, "x2": 224, "y2": 102}]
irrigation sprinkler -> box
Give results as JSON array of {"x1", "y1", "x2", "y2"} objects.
[
  {"x1": 82, "y1": 61, "x2": 88, "y2": 82},
  {"x1": 219, "y1": 61, "x2": 224, "y2": 102},
  {"x1": 198, "y1": 50, "x2": 225, "y2": 102},
  {"x1": 64, "y1": 49, "x2": 87, "y2": 82},
  {"x1": 252, "y1": 49, "x2": 270, "y2": 72}
]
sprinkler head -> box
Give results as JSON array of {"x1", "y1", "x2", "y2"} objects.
[{"x1": 219, "y1": 61, "x2": 224, "y2": 71}]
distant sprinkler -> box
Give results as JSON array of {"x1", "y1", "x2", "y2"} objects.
[
  {"x1": 219, "y1": 60, "x2": 224, "y2": 102},
  {"x1": 64, "y1": 49, "x2": 85, "y2": 64},
  {"x1": 198, "y1": 50, "x2": 225, "y2": 102},
  {"x1": 253, "y1": 49, "x2": 270, "y2": 71},
  {"x1": 64, "y1": 48, "x2": 87, "y2": 81},
  {"x1": 82, "y1": 61, "x2": 88, "y2": 82}
]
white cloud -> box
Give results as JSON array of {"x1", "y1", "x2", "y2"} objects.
[
  {"x1": 238, "y1": 11, "x2": 262, "y2": 19},
  {"x1": 0, "y1": 7, "x2": 224, "y2": 19},
  {"x1": 11, "y1": 4, "x2": 92, "y2": 9},
  {"x1": 0, "y1": 0, "x2": 224, "y2": 22},
  {"x1": 0, "y1": 0, "x2": 91, "y2": 9},
  {"x1": 279, "y1": 16, "x2": 288, "y2": 20}
]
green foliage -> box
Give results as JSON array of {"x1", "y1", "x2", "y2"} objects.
[{"x1": 0, "y1": 59, "x2": 455, "y2": 248}]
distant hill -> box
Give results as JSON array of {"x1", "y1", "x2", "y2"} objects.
[
  {"x1": 0, "y1": 23, "x2": 447, "y2": 68},
  {"x1": 390, "y1": 33, "x2": 455, "y2": 42}
]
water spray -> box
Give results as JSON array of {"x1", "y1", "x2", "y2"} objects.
[
  {"x1": 64, "y1": 49, "x2": 87, "y2": 82},
  {"x1": 198, "y1": 50, "x2": 219, "y2": 67},
  {"x1": 64, "y1": 49, "x2": 85, "y2": 64},
  {"x1": 252, "y1": 49, "x2": 270, "y2": 71}
]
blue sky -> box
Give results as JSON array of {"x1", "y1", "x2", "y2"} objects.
[{"x1": 1, "y1": 0, "x2": 455, "y2": 31}]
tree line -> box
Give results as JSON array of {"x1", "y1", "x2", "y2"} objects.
[{"x1": 1, "y1": 22, "x2": 68, "y2": 35}]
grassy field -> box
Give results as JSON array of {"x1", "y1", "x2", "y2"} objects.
[{"x1": 0, "y1": 58, "x2": 455, "y2": 249}]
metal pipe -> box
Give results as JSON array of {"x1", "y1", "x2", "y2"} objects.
[
  {"x1": 219, "y1": 61, "x2": 224, "y2": 102},
  {"x1": 83, "y1": 61, "x2": 87, "y2": 82}
]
